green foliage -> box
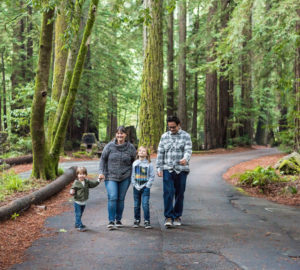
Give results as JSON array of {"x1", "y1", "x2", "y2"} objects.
[
  {"x1": 11, "y1": 213, "x2": 19, "y2": 220},
  {"x1": 0, "y1": 170, "x2": 23, "y2": 191},
  {"x1": 239, "y1": 166, "x2": 280, "y2": 187},
  {"x1": 57, "y1": 167, "x2": 64, "y2": 176},
  {"x1": 72, "y1": 151, "x2": 94, "y2": 158}
]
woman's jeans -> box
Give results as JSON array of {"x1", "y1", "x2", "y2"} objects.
[
  {"x1": 163, "y1": 170, "x2": 187, "y2": 220},
  {"x1": 133, "y1": 187, "x2": 150, "y2": 222},
  {"x1": 105, "y1": 178, "x2": 130, "y2": 222},
  {"x1": 74, "y1": 202, "x2": 85, "y2": 228}
]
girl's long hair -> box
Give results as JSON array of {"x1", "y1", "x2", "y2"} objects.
[{"x1": 136, "y1": 146, "x2": 151, "y2": 163}]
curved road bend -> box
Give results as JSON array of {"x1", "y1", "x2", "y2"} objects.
[{"x1": 13, "y1": 148, "x2": 300, "y2": 270}]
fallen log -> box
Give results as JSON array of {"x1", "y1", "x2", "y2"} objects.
[
  {"x1": 0, "y1": 167, "x2": 77, "y2": 221},
  {"x1": 0, "y1": 155, "x2": 33, "y2": 166}
]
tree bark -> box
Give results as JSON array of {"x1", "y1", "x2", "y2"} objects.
[
  {"x1": 204, "y1": 1, "x2": 218, "y2": 149},
  {"x1": 191, "y1": 11, "x2": 200, "y2": 139},
  {"x1": 167, "y1": 4, "x2": 175, "y2": 117},
  {"x1": 178, "y1": 0, "x2": 187, "y2": 130},
  {"x1": 294, "y1": 8, "x2": 300, "y2": 151},
  {"x1": 47, "y1": 3, "x2": 68, "y2": 144},
  {"x1": 218, "y1": 0, "x2": 232, "y2": 147},
  {"x1": 139, "y1": 0, "x2": 164, "y2": 151},
  {"x1": 30, "y1": 7, "x2": 55, "y2": 179}
]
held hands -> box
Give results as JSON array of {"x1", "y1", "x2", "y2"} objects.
[
  {"x1": 98, "y1": 174, "x2": 105, "y2": 182},
  {"x1": 70, "y1": 189, "x2": 75, "y2": 195}
]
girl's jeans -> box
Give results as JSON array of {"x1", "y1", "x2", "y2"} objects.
[
  {"x1": 74, "y1": 202, "x2": 86, "y2": 228},
  {"x1": 105, "y1": 178, "x2": 130, "y2": 222},
  {"x1": 133, "y1": 187, "x2": 150, "y2": 222},
  {"x1": 163, "y1": 170, "x2": 187, "y2": 220}
]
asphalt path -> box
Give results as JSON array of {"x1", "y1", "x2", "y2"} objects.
[{"x1": 12, "y1": 148, "x2": 300, "y2": 270}]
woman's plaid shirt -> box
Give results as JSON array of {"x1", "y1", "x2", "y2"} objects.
[{"x1": 156, "y1": 129, "x2": 192, "y2": 174}]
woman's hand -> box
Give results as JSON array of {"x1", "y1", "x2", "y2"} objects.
[{"x1": 98, "y1": 174, "x2": 105, "y2": 181}]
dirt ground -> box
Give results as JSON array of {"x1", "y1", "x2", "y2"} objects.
[{"x1": 0, "y1": 148, "x2": 299, "y2": 270}]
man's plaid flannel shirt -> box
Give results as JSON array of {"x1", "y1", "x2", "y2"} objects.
[{"x1": 156, "y1": 129, "x2": 192, "y2": 174}]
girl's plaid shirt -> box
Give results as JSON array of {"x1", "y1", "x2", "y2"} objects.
[{"x1": 156, "y1": 129, "x2": 192, "y2": 174}]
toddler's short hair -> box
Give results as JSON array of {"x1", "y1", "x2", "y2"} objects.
[{"x1": 76, "y1": 166, "x2": 87, "y2": 175}]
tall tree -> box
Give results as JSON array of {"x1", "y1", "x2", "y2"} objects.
[
  {"x1": 139, "y1": 0, "x2": 164, "y2": 151},
  {"x1": 30, "y1": 6, "x2": 55, "y2": 179},
  {"x1": 294, "y1": 8, "x2": 300, "y2": 151},
  {"x1": 204, "y1": 1, "x2": 218, "y2": 149},
  {"x1": 191, "y1": 9, "x2": 200, "y2": 140},
  {"x1": 218, "y1": 0, "x2": 232, "y2": 147},
  {"x1": 178, "y1": 0, "x2": 187, "y2": 130},
  {"x1": 166, "y1": 2, "x2": 175, "y2": 117},
  {"x1": 31, "y1": 0, "x2": 99, "y2": 179}
]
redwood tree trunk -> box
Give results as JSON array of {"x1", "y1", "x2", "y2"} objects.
[
  {"x1": 167, "y1": 5, "x2": 175, "y2": 117},
  {"x1": 178, "y1": 0, "x2": 187, "y2": 130},
  {"x1": 204, "y1": 1, "x2": 218, "y2": 149},
  {"x1": 218, "y1": 0, "x2": 232, "y2": 147}
]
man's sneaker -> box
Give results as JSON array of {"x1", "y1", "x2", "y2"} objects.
[
  {"x1": 144, "y1": 221, "x2": 152, "y2": 229},
  {"x1": 107, "y1": 221, "x2": 115, "y2": 229},
  {"x1": 133, "y1": 220, "x2": 140, "y2": 228},
  {"x1": 115, "y1": 220, "x2": 123, "y2": 227},
  {"x1": 173, "y1": 217, "x2": 182, "y2": 226},
  {"x1": 75, "y1": 224, "x2": 86, "y2": 229},
  {"x1": 77, "y1": 226, "x2": 86, "y2": 232},
  {"x1": 164, "y1": 218, "x2": 173, "y2": 228}
]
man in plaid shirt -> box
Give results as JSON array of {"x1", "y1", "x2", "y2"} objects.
[{"x1": 156, "y1": 115, "x2": 192, "y2": 227}]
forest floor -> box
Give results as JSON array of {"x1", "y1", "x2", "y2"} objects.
[{"x1": 0, "y1": 146, "x2": 299, "y2": 269}]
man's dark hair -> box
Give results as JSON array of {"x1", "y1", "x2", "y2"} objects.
[{"x1": 166, "y1": 115, "x2": 180, "y2": 125}]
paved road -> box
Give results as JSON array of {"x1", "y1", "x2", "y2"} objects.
[{"x1": 13, "y1": 148, "x2": 300, "y2": 270}]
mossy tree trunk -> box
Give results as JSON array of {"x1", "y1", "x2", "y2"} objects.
[
  {"x1": 47, "y1": 2, "x2": 68, "y2": 144},
  {"x1": 30, "y1": 7, "x2": 55, "y2": 179},
  {"x1": 31, "y1": 0, "x2": 99, "y2": 179},
  {"x1": 49, "y1": 0, "x2": 99, "y2": 170},
  {"x1": 294, "y1": 8, "x2": 300, "y2": 151},
  {"x1": 139, "y1": 0, "x2": 164, "y2": 152}
]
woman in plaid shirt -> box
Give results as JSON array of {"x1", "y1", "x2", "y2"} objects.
[{"x1": 156, "y1": 116, "x2": 192, "y2": 228}]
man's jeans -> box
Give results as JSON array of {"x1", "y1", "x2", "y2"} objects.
[
  {"x1": 133, "y1": 187, "x2": 150, "y2": 222},
  {"x1": 74, "y1": 202, "x2": 86, "y2": 228},
  {"x1": 163, "y1": 170, "x2": 187, "y2": 220},
  {"x1": 105, "y1": 178, "x2": 130, "y2": 222}
]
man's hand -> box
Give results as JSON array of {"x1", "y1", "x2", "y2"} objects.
[
  {"x1": 179, "y1": 159, "x2": 187, "y2": 166},
  {"x1": 157, "y1": 171, "x2": 163, "y2": 177},
  {"x1": 98, "y1": 174, "x2": 105, "y2": 181}
]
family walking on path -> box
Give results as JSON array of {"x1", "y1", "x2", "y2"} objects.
[{"x1": 70, "y1": 115, "x2": 192, "y2": 231}]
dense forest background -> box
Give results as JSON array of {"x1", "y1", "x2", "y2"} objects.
[{"x1": 0, "y1": 0, "x2": 299, "y2": 178}]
